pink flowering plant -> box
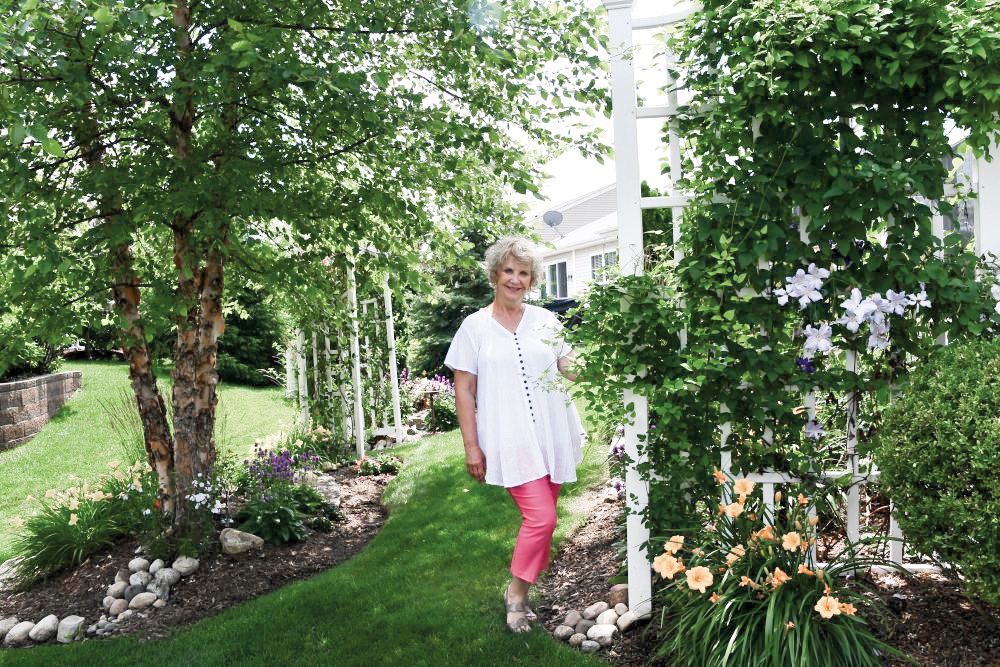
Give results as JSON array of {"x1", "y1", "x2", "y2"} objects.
[{"x1": 653, "y1": 470, "x2": 908, "y2": 667}]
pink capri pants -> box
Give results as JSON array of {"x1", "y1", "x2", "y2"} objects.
[{"x1": 507, "y1": 476, "x2": 561, "y2": 584}]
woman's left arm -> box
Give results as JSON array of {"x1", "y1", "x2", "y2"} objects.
[{"x1": 557, "y1": 353, "x2": 579, "y2": 381}]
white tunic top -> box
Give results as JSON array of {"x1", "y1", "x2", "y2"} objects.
[{"x1": 445, "y1": 304, "x2": 585, "y2": 488}]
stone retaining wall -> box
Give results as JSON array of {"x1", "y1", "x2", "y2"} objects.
[{"x1": 0, "y1": 371, "x2": 83, "y2": 451}]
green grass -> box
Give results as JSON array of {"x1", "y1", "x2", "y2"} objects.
[
  {"x1": 0, "y1": 361, "x2": 298, "y2": 561},
  {"x1": 1, "y1": 423, "x2": 611, "y2": 665}
]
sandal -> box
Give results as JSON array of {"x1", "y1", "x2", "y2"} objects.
[{"x1": 503, "y1": 585, "x2": 533, "y2": 633}]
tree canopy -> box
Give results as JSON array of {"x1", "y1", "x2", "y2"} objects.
[{"x1": 0, "y1": 0, "x2": 608, "y2": 535}]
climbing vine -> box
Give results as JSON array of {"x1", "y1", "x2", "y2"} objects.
[{"x1": 571, "y1": 0, "x2": 1000, "y2": 539}]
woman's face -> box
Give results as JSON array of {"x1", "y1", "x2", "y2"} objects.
[{"x1": 494, "y1": 257, "x2": 532, "y2": 303}]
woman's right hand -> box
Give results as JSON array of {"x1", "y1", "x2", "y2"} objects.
[{"x1": 465, "y1": 445, "x2": 486, "y2": 483}]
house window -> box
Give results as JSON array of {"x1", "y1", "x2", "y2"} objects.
[
  {"x1": 542, "y1": 261, "x2": 568, "y2": 299},
  {"x1": 591, "y1": 251, "x2": 618, "y2": 283}
]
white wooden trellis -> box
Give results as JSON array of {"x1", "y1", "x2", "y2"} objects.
[
  {"x1": 285, "y1": 263, "x2": 405, "y2": 457},
  {"x1": 602, "y1": 1, "x2": 1000, "y2": 605}
]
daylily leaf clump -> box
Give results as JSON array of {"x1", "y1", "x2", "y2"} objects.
[{"x1": 653, "y1": 471, "x2": 905, "y2": 666}]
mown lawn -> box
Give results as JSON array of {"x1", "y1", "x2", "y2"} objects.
[
  {"x1": 0, "y1": 361, "x2": 298, "y2": 561},
  {"x1": 2, "y1": 419, "x2": 610, "y2": 666}
]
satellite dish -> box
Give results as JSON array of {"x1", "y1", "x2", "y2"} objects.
[{"x1": 542, "y1": 210, "x2": 564, "y2": 238}]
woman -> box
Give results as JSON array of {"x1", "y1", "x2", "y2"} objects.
[{"x1": 444, "y1": 236, "x2": 585, "y2": 633}]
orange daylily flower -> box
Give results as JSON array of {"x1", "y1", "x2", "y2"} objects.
[
  {"x1": 815, "y1": 595, "x2": 842, "y2": 619},
  {"x1": 797, "y1": 493, "x2": 809, "y2": 506},
  {"x1": 709, "y1": 592, "x2": 720, "y2": 603},
  {"x1": 786, "y1": 621, "x2": 796, "y2": 630},
  {"x1": 739, "y1": 576, "x2": 759, "y2": 589},
  {"x1": 754, "y1": 525, "x2": 775, "y2": 541},
  {"x1": 771, "y1": 567, "x2": 792, "y2": 589},
  {"x1": 726, "y1": 544, "x2": 746, "y2": 565},
  {"x1": 733, "y1": 478, "x2": 755, "y2": 496},
  {"x1": 664, "y1": 535, "x2": 685, "y2": 554},
  {"x1": 782, "y1": 531, "x2": 802, "y2": 551},
  {"x1": 809, "y1": 515, "x2": 820, "y2": 526},
  {"x1": 797, "y1": 564, "x2": 814, "y2": 576},
  {"x1": 723, "y1": 501, "x2": 744, "y2": 519},
  {"x1": 839, "y1": 602, "x2": 858, "y2": 616},
  {"x1": 686, "y1": 566, "x2": 714, "y2": 593},
  {"x1": 713, "y1": 468, "x2": 727, "y2": 485},
  {"x1": 652, "y1": 553, "x2": 685, "y2": 580}
]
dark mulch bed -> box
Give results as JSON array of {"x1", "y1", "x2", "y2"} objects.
[
  {"x1": 537, "y1": 493, "x2": 1000, "y2": 667},
  {"x1": 4, "y1": 473, "x2": 999, "y2": 665},
  {"x1": 0, "y1": 467, "x2": 390, "y2": 643}
]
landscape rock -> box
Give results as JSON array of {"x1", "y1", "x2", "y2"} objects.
[
  {"x1": 552, "y1": 624, "x2": 575, "y2": 640},
  {"x1": 0, "y1": 616, "x2": 19, "y2": 641},
  {"x1": 129, "y1": 592, "x2": 158, "y2": 610},
  {"x1": 128, "y1": 557, "x2": 150, "y2": 573},
  {"x1": 315, "y1": 477, "x2": 343, "y2": 507},
  {"x1": 582, "y1": 601, "x2": 609, "y2": 620},
  {"x1": 574, "y1": 619, "x2": 595, "y2": 636},
  {"x1": 595, "y1": 609, "x2": 619, "y2": 626},
  {"x1": 115, "y1": 568, "x2": 131, "y2": 584},
  {"x1": 123, "y1": 584, "x2": 145, "y2": 601},
  {"x1": 153, "y1": 599, "x2": 167, "y2": 608},
  {"x1": 614, "y1": 603, "x2": 629, "y2": 616},
  {"x1": 57, "y1": 615, "x2": 85, "y2": 643},
  {"x1": 146, "y1": 580, "x2": 171, "y2": 600},
  {"x1": 117, "y1": 609, "x2": 133, "y2": 621},
  {"x1": 580, "y1": 640, "x2": 601, "y2": 653},
  {"x1": 148, "y1": 559, "x2": 164, "y2": 575},
  {"x1": 563, "y1": 609, "x2": 583, "y2": 628},
  {"x1": 608, "y1": 583, "x2": 629, "y2": 607},
  {"x1": 172, "y1": 556, "x2": 199, "y2": 576},
  {"x1": 220, "y1": 528, "x2": 265, "y2": 555},
  {"x1": 102, "y1": 596, "x2": 115, "y2": 610},
  {"x1": 154, "y1": 567, "x2": 181, "y2": 587},
  {"x1": 28, "y1": 614, "x2": 59, "y2": 642},
  {"x1": 109, "y1": 599, "x2": 128, "y2": 617},
  {"x1": 129, "y1": 571, "x2": 152, "y2": 587},
  {"x1": 568, "y1": 632, "x2": 587, "y2": 647},
  {"x1": 4, "y1": 621, "x2": 35, "y2": 645},
  {"x1": 617, "y1": 610, "x2": 639, "y2": 632},
  {"x1": 107, "y1": 581, "x2": 127, "y2": 599},
  {"x1": 0, "y1": 558, "x2": 23, "y2": 590},
  {"x1": 587, "y1": 623, "x2": 617, "y2": 646}
]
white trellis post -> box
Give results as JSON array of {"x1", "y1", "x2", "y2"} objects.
[
  {"x1": 604, "y1": 0, "x2": 651, "y2": 618},
  {"x1": 284, "y1": 342, "x2": 296, "y2": 399},
  {"x1": 975, "y1": 141, "x2": 1000, "y2": 258},
  {"x1": 383, "y1": 274, "x2": 404, "y2": 443},
  {"x1": 347, "y1": 257, "x2": 366, "y2": 458},
  {"x1": 296, "y1": 330, "x2": 309, "y2": 428}
]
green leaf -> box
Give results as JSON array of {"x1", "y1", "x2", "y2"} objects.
[
  {"x1": 9, "y1": 124, "x2": 26, "y2": 146},
  {"x1": 94, "y1": 6, "x2": 113, "y2": 27},
  {"x1": 41, "y1": 138, "x2": 66, "y2": 157}
]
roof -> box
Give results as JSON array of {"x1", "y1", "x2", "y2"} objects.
[{"x1": 526, "y1": 183, "x2": 617, "y2": 244}]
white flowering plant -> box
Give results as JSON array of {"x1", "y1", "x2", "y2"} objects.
[{"x1": 653, "y1": 470, "x2": 908, "y2": 667}]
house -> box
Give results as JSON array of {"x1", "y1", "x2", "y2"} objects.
[{"x1": 527, "y1": 183, "x2": 621, "y2": 301}]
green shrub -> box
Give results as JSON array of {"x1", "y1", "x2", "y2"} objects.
[
  {"x1": 654, "y1": 471, "x2": 903, "y2": 667},
  {"x1": 216, "y1": 286, "x2": 288, "y2": 387},
  {"x1": 873, "y1": 337, "x2": 1000, "y2": 605}
]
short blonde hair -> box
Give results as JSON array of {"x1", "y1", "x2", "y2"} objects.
[{"x1": 484, "y1": 236, "x2": 542, "y2": 288}]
